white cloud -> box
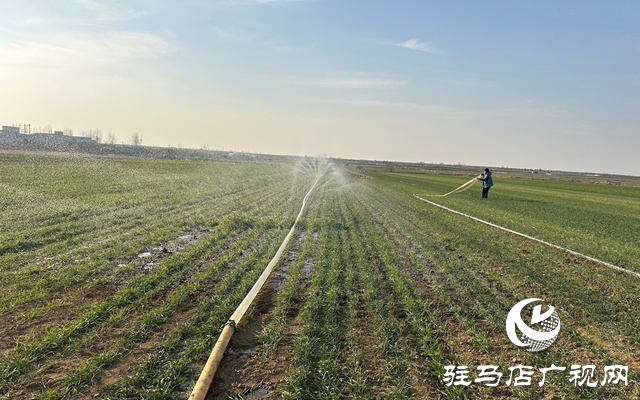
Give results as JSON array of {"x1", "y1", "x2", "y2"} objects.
[
  {"x1": 326, "y1": 99, "x2": 548, "y2": 119},
  {"x1": 24, "y1": 0, "x2": 144, "y2": 25},
  {"x1": 0, "y1": 31, "x2": 173, "y2": 71},
  {"x1": 191, "y1": 0, "x2": 308, "y2": 7},
  {"x1": 73, "y1": 0, "x2": 144, "y2": 21},
  {"x1": 397, "y1": 38, "x2": 443, "y2": 55},
  {"x1": 293, "y1": 72, "x2": 399, "y2": 88}
]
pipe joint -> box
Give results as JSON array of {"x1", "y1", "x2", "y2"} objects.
[{"x1": 223, "y1": 320, "x2": 237, "y2": 332}]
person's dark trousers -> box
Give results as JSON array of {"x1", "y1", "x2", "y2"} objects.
[{"x1": 482, "y1": 186, "x2": 490, "y2": 199}]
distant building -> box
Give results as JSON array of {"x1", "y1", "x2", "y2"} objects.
[
  {"x1": 1, "y1": 126, "x2": 20, "y2": 135},
  {"x1": 0, "y1": 124, "x2": 96, "y2": 144},
  {"x1": 28, "y1": 132, "x2": 95, "y2": 143},
  {"x1": 0, "y1": 126, "x2": 21, "y2": 142}
]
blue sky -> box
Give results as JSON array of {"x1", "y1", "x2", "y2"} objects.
[{"x1": 0, "y1": 1, "x2": 638, "y2": 174}]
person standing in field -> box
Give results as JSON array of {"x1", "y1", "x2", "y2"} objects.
[{"x1": 478, "y1": 168, "x2": 493, "y2": 199}]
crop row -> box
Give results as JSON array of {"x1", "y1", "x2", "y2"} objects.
[{"x1": 0, "y1": 156, "x2": 319, "y2": 399}]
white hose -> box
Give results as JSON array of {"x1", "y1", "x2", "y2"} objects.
[
  {"x1": 420, "y1": 176, "x2": 480, "y2": 197},
  {"x1": 413, "y1": 194, "x2": 640, "y2": 279}
]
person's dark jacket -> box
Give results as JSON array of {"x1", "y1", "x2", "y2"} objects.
[{"x1": 479, "y1": 171, "x2": 493, "y2": 188}]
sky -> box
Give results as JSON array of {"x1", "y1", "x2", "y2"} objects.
[{"x1": 0, "y1": 1, "x2": 638, "y2": 175}]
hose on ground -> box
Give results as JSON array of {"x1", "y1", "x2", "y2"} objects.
[{"x1": 189, "y1": 174, "x2": 323, "y2": 400}]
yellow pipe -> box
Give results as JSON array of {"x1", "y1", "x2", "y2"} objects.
[
  {"x1": 188, "y1": 173, "x2": 324, "y2": 400},
  {"x1": 189, "y1": 322, "x2": 235, "y2": 400}
]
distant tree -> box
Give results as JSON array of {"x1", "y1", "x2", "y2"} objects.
[
  {"x1": 107, "y1": 132, "x2": 117, "y2": 145},
  {"x1": 131, "y1": 132, "x2": 143, "y2": 146},
  {"x1": 81, "y1": 129, "x2": 104, "y2": 142},
  {"x1": 63, "y1": 128, "x2": 74, "y2": 136},
  {"x1": 93, "y1": 129, "x2": 103, "y2": 143},
  {"x1": 43, "y1": 124, "x2": 53, "y2": 134}
]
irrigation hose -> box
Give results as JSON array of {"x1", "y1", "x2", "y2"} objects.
[
  {"x1": 419, "y1": 176, "x2": 481, "y2": 197},
  {"x1": 413, "y1": 194, "x2": 640, "y2": 280},
  {"x1": 189, "y1": 174, "x2": 324, "y2": 400}
]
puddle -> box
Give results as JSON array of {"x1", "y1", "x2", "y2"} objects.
[
  {"x1": 269, "y1": 231, "x2": 307, "y2": 290},
  {"x1": 151, "y1": 246, "x2": 172, "y2": 253},
  {"x1": 228, "y1": 347, "x2": 255, "y2": 360},
  {"x1": 271, "y1": 266, "x2": 288, "y2": 290}
]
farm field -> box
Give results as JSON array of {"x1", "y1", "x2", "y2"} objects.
[{"x1": 1, "y1": 152, "x2": 640, "y2": 399}]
